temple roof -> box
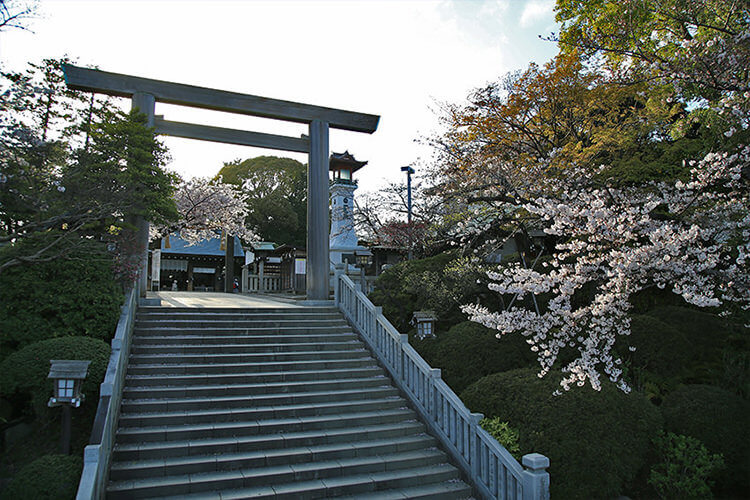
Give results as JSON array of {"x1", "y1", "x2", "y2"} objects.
[
  {"x1": 160, "y1": 233, "x2": 244, "y2": 257},
  {"x1": 330, "y1": 150, "x2": 367, "y2": 173}
]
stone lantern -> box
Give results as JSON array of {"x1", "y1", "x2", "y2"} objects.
[
  {"x1": 48, "y1": 359, "x2": 90, "y2": 454},
  {"x1": 411, "y1": 311, "x2": 438, "y2": 339}
]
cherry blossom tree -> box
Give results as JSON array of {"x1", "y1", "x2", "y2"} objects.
[
  {"x1": 151, "y1": 176, "x2": 256, "y2": 245},
  {"x1": 443, "y1": 0, "x2": 749, "y2": 392}
]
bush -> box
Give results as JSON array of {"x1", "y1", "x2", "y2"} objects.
[
  {"x1": 370, "y1": 253, "x2": 492, "y2": 332},
  {"x1": 0, "y1": 454, "x2": 82, "y2": 500},
  {"x1": 460, "y1": 368, "x2": 662, "y2": 499},
  {"x1": 480, "y1": 417, "x2": 521, "y2": 460},
  {"x1": 661, "y1": 385, "x2": 750, "y2": 496},
  {"x1": 411, "y1": 321, "x2": 535, "y2": 393},
  {"x1": 0, "y1": 246, "x2": 123, "y2": 358},
  {"x1": 620, "y1": 307, "x2": 749, "y2": 399},
  {"x1": 649, "y1": 432, "x2": 724, "y2": 499},
  {"x1": 0, "y1": 336, "x2": 110, "y2": 420}
]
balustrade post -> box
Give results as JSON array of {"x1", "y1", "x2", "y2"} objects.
[
  {"x1": 372, "y1": 306, "x2": 382, "y2": 342},
  {"x1": 522, "y1": 453, "x2": 550, "y2": 500},
  {"x1": 469, "y1": 412, "x2": 484, "y2": 481},
  {"x1": 428, "y1": 368, "x2": 441, "y2": 421},
  {"x1": 334, "y1": 263, "x2": 345, "y2": 306}
]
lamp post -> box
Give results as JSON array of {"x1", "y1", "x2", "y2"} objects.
[
  {"x1": 48, "y1": 360, "x2": 90, "y2": 455},
  {"x1": 401, "y1": 166, "x2": 415, "y2": 260}
]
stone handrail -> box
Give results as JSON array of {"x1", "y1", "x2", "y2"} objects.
[
  {"x1": 334, "y1": 269, "x2": 550, "y2": 500},
  {"x1": 246, "y1": 274, "x2": 282, "y2": 293},
  {"x1": 76, "y1": 285, "x2": 139, "y2": 499}
]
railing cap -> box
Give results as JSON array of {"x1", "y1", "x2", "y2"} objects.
[{"x1": 522, "y1": 453, "x2": 550, "y2": 471}]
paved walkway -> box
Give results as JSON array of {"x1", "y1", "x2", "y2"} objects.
[{"x1": 148, "y1": 291, "x2": 308, "y2": 309}]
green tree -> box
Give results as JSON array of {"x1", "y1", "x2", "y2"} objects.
[
  {"x1": 0, "y1": 59, "x2": 179, "y2": 273},
  {"x1": 216, "y1": 155, "x2": 307, "y2": 247}
]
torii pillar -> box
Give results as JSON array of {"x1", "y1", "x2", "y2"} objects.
[
  {"x1": 307, "y1": 120, "x2": 330, "y2": 301},
  {"x1": 131, "y1": 92, "x2": 155, "y2": 298}
]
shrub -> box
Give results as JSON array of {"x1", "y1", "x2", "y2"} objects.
[
  {"x1": 620, "y1": 307, "x2": 749, "y2": 399},
  {"x1": 480, "y1": 417, "x2": 521, "y2": 460},
  {"x1": 411, "y1": 321, "x2": 535, "y2": 393},
  {"x1": 0, "y1": 245, "x2": 123, "y2": 358},
  {"x1": 649, "y1": 432, "x2": 724, "y2": 499},
  {"x1": 370, "y1": 253, "x2": 492, "y2": 332},
  {"x1": 0, "y1": 454, "x2": 82, "y2": 500},
  {"x1": 460, "y1": 368, "x2": 662, "y2": 499},
  {"x1": 0, "y1": 336, "x2": 110, "y2": 420},
  {"x1": 660, "y1": 385, "x2": 749, "y2": 496}
]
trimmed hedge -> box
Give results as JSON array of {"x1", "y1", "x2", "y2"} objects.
[
  {"x1": 0, "y1": 248, "x2": 123, "y2": 358},
  {"x1": 411, "y1": 321, "x2": 535, "y2": 393},
  {"x1": 661, "y1": 384, "x2": 750, "y2": 496},
  {"x1": 621, "y1": 307, "x2": 749, "y2": 399},
  {"x1": 460, "y1": 368, "x2": 662, "y2": 499},
  {"x1": 0, "y1": 454, "x2": 82, "y2": 500},
  {"x1": 0, "y1": 336, "x2": 110, "y2": 420}
]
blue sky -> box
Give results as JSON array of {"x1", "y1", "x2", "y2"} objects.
[{"x1": 1, "y1": 0, "x2": 559, "y2": 190}]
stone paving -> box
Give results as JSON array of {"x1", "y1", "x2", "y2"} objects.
[{"x1": 148, "y1": 291, "x2": 305, "y2": 309}]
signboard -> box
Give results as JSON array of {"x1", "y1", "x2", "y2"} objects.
[
  {"x1": 295, "y1": 258, "x2": 306, "y2": 275},
  {"x1": 151, "y1": 249, "x2": 161, "y2": 290}
]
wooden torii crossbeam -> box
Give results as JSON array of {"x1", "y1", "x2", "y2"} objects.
[{"x1": 63, "y1": 64, "x2": 379, "y2": 301}]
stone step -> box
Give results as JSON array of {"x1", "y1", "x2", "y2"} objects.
[
  {"x1": 121, "y1": 385, "x2": 397, "y2": 414},
  {"x1": 138, "y1": 305, "x2": 340, "y2": 314},
  {"x1": 338, "y1": 481, "x2": 474, "y2": 499},
  {"x1": 109, "y1": 434, "x2": 438, "y2": 481},
  {"x1": 130, "y1": 344, "x2": 370, "y2": 363},
  {"x1": 137, "y1": 311, "x2": 342, "y2": 322},
  {"x1": 124, "y1": 366, "x2": 385, "y2": 387},
  {"x1": 135, "y1": 319, "x2": 348, "y2": 329},
  {"x1": 119, "y1": 397, "x2": 405, "y2": 427},
  {"x1": 107, "y1": 451, "x2": 453, "y2": 499},
  {"x1": 108, "y1": 306, "x2": 472, "y2": 498},
  {"x1": 112, "y1": 421, "x2": 428, "y2": 462},
  {"x1": 115, "y1": 408, "x2": 418, "y2": 443},
  {"x1": 132, "y1": 335, "x2": 360, "y2": 346},
  {"x1": 133, "y1": 325, "x2": 352, "y2": 336},
  {"x1": 126, "y1": 358, "x2": 378, "y2": 375}
]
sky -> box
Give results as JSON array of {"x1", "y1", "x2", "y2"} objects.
[{"x1": 1, "y1": 0, "x2": 559, "y2": 192}]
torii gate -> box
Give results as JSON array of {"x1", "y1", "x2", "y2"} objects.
[{"x1": 62, "y1": 64, "x2": 379, "y2": 301}]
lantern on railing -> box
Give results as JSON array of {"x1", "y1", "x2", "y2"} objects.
[
  {"x1": 411, "y1": 311, "x2": 437, "y2": 339},
  {"x1": 48, "y1": 359, "x2": 90, "y2": 454},
  {"x1": 354, "y1": 249, "x2": 373, "y2": 293}
]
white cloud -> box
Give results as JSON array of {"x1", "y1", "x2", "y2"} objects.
[
  {"x1": 519, "y1": 0, "x2": 554, "y2": 28},
  {"x1": 1, "y1": 0, "x2": 558, "y2": 189}
]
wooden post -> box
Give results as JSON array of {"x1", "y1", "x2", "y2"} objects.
[
  {"x1": 224, "y1": 234, "x2": 234, "y2": 293},
  {"x1": 60, "y1": 405, "x2": 71, "y2": 455},
  {"x1": 259, "y1": 259, "x2": 265, "y2": 294},
  {"x1": 307, "y1": 120, "x2": 330, "y2": 301}
]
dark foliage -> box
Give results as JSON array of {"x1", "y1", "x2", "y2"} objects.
[
  {"x1": 0, "y1": 242, "x2": 122, "y2": 357},
  {"x1": 370, "y1": 253, "x2": 492, "y2": 333},
  {"x1": 411, "y1": 321, "x2": 535, "y2": 393},
  {"x1": 460, "y1": 368, "x2": 662, "y2": 499},
  {"x1": 0, "y1": 336, "x2": 110, "y2": 420},
  {"x1": 661, "y1": 384, "x2": 750, "y2": 496},
  {"x1": 0, "y1": 454, "x2": 82, "y2": 500}
]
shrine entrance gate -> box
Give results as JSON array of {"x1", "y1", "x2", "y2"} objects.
[{"x1": 63, "y1": 64, "x2": 379, "y2": 301}]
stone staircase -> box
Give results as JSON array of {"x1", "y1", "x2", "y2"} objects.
[{"x1": 106, "y1": 306, "x2": 472, "y2": 499}]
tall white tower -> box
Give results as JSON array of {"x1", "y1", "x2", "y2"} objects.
[{"x1": 329, "y1": 151, "x2": 367, "y2": 267}]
